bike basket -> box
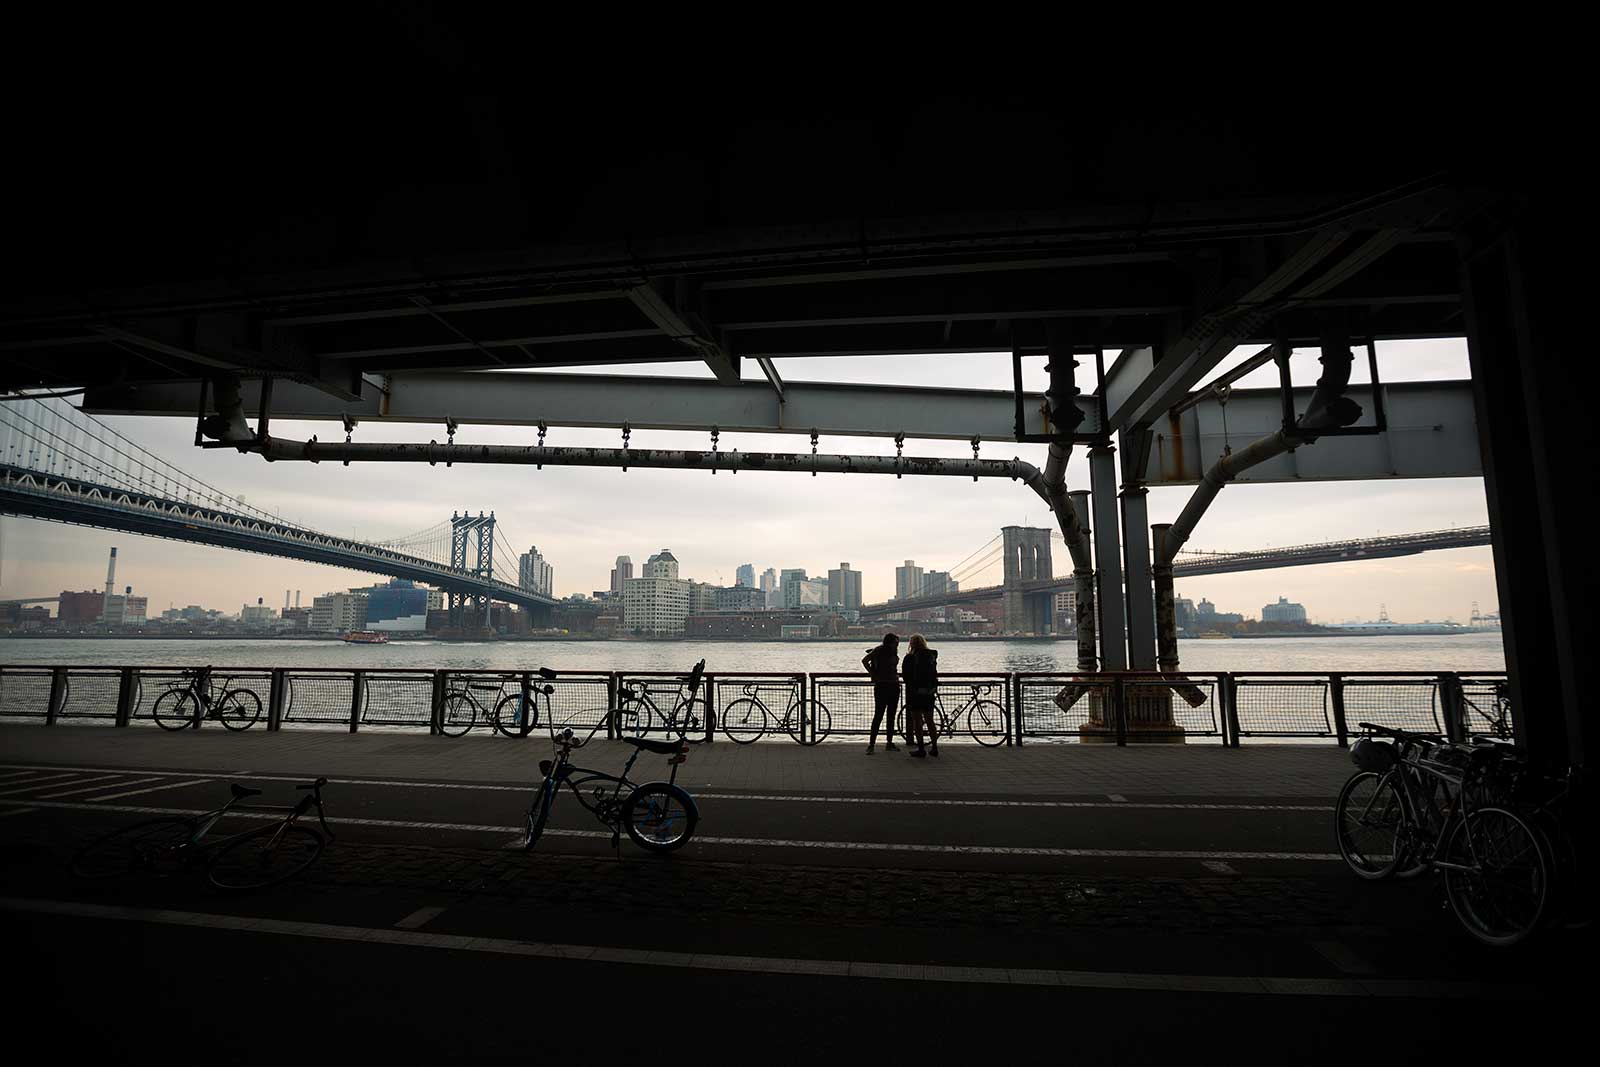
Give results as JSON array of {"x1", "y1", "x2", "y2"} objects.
[{"x1": 1350, "y1": 737, "x2": 1397, "y2": 772}]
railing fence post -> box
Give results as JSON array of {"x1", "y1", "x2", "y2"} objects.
[
  {"x1": 1214, "y1": 673, "x2": 1229, "y2": 747},
  {"x1": 1113, "y1": 674, "x2": 1128, "y2": 746},
  {"x1": 115, "y1": 667, "x2": 136, "y2": 727},
  {"x1": 704, "y1": 674, "x2": 715, "y2": 744},
  {"x1": 1225, "y1": 675, "x2": 1243, "y2": 747},
  {"x1": 349, "y1": 671, "x2": 364, "y2": 733},
  {"x1": 1438, "y1": 672, "x2": 1464, "y2": 742},
  {"x1": 607, "y1": 672, "x2": 619, "y2": 740},
  {"x1": 1330, "y1": 673, "x2": 1349, "y2": 748},
  {"x1": 191, "y1": 671, "x2": 204, "y2": 729},
  {"x1": 268, "y1": 669, "x2": 285, "y2": 731},
  {"x1": 520, "y1": 671, "x2": 533, "y2": 738},
  {"x1": 46, "y1": 667, "x2": 66, "y2": 725},
  {"x1": 430, "y1": 671, "x2": 447, "y2": 736},
  {"x1": 1005, "y1": 673, "x2": 1014, "y2": 747}
]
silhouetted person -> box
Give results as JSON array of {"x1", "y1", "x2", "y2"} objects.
[
  {"x1": 901, "y1": 633, "x2": 939, "y2": 757},
  {"x1": 862, "y1": 633, "x2": 901, "y2": 754}
]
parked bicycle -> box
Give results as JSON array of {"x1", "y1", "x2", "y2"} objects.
[
  {"x1": 1460, "y1": 680, "x2": 1512, "y2": 740},
  {"x1": 616, "y1": 660, "x2": 708, "y2": 741},
  {"x1": 894, "y1": 682, "x2": 1008, "y2": 747},
  {"x1": 152, "y1": 666, "x2": 263, "y2": 731},
  {"x1": 517, "y1": 722, "x2": 698, "y2": 853},
  {"x1": 440, "y1": 669, "x2": 557, "y2": 737},
  {"x1": 721, "y1": 681, "x2": 830, "y2": 745},
  {"x1": 71, "y1": 777, "x2": 333, "y2": 891},
  {"x1": 1335, "y1": 721, "x2": 1556, "y2": 946}
]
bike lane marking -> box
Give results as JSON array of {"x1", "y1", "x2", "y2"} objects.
[
  {"x1": 0, "y1": 896, "x2": 1538, "y2": 1001},
  {"x1": 37, "y1": 775, "x2": 153, "y2": 799},
  {"x1": 0, "y1": 807, "x2": 37, "y2": 818},
  {"x1": 0, "y1": 798, "x2": 1345, "y2": 861},
  {"x1": 394, "y1": 906, "x2": 449, "y2": 930},
  {"x1": 0, "y1": 773, "x2": 91, "y2": 796},
  {"x1": 88, "y1": 779, "x2": 215, "y2": 802}
]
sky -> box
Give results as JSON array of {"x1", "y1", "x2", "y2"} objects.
[{"x1": 0, "y1": 339, "x2": 1497, "y2": 624}]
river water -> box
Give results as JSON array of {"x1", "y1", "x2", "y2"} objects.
[{"x1": 0, "y1": 633, "x2": 1507, "y2": 675}]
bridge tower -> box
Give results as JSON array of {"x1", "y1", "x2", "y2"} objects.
[
  {"x1": 1001, "y1": 526, "x2": 1054, "y2": 633},
  {"x1": 448, "y1": 511, "x2": 496, "y2": 630}
]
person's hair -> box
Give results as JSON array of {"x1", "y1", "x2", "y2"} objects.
[
  {"x1": 908, "y1": 633, "x2": 928, "y2": 654},
  {"x1": 880, "y1": 633, "x2": 899, "y2": 648}
]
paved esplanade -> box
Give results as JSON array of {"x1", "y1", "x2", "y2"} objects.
[{"x1": 0, "y1": 724, "x2": 1584, "y2": 1058}]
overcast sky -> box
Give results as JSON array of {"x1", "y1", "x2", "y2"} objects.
[{"x1": 0, "y1": 339, "x2": 1495, "y2": 624}]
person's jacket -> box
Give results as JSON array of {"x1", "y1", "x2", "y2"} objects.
[
  {"x1": 863, "y1": 646, "x2": 898, "y2": 685},
  {"x1": 901, "y1": 648, "x2": 939, "y2": 704}
]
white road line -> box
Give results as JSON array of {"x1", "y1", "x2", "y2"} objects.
[
  {"x1": 0, "y1": 765, "x2": 1332, "y2": 811},
  {"x1": 0, "y1": 896, "x2": 1535, "y2": 1000},
  {"x1": 90, "y1": 779, "x2": 213, "y2": 802},
  {"x1": 1107, "y1": 794, "x2": 1128, "y2": 803},
  {"x1": 0, "y1": 773, "x2": 87, "y2": 795},
  {"x1": 1200, "y1": 860, "x2": 1239, "y2": 875},
  {"x1": 0, "y1": 797, "x2": 1344, "y2": 860},
  {"x1": 0, "y1": 807, "x2": 37, "y2": 818},
  {"x1": 0, "y1": 770, "x2": 42, "y2": 781},
  {"x1": 35, "y1": 775, "x2": 142, "y2": 799},
  {"x1": 394, "y1": 906, "x2": 449, "y2": 930}
]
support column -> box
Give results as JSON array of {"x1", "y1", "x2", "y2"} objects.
[
  {"x1": 1068, "y1": 491, "x2": 1097, "y2": 671},
  {"x1": 1089, "y1": 445, "x2": 1128, "y2": 670},
  {"x1": 1120, "y1": 483, "x2": 1157, "y2": 670}
]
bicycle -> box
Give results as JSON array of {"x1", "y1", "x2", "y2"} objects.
[
  {"x1": 615, "y1": 660, "x2": 708, "y2": 741},
  {"x1": 518, "y1": 725, "x2": 698, "y2": 853},
  {"x1": 895, "y1": 683, "x2": 1008, "y2": 747},
  {"x1": 440, "y1": 669, "x2": 557, "y2": 738},
  {"x1": 1460, "y1": 680, "x2": 1513, "y2": 740},
  {"x1": 721, "y1": 681, "x2": 830, "y2": 745},
  {"x1": 70, "y1": 777, "x2": 334, "y2": 891},
  {"x1": 152, "y1": 666, "x2": 262, "y2": 731},
  {"x1": 1334, "y1": 722, "x2": 1552, "y2": 946}
]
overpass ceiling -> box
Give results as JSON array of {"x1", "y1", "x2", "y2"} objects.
[{"x1": 1, "y1": 30, "x2": 1515, "y2": 412}]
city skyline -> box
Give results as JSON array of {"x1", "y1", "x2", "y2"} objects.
[{"x1": 0, "y1": 344, "x2": 1497, "y2": 624}]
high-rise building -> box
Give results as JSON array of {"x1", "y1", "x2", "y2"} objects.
[
  {"x1": 519, "y1": 546, "x2": 554, "y2": 597},
  {"x1": 1175, "y1": 596, "x2": 1197, "y2": 631},
  {"x1": 828, "y1": 563, "x2": 862, "y2": 610},
  {"x1": 687, "y1": 581, "x2": 720, "y2": 614},
  {"x1": 894, "y1": 561, "x2": 924, "y2": 601},
  {"x1": 779, "y1": 569, "x2": 807, "y2": 608},
  {"x1": 643, "y1": 550, "x2": 680, "y2": 580},
  {"x1": 919, "y1": 570, "x2": 957, "y2": 597},
  {"x1": 622, "y1": 575, "x2": 690, "y2": 635},
  {"x1": 1052, "y1": 590, "x2": 1078, "y2": 633},
  {"x1": 1262, "y1": 596, "x2": 1308, "y2": 623},
  {"x1": 786, "y1": 578, "x2": 830, "y2": 608},
  {"x1": 716, "y1": 585, "x2": 765, "y2": 612},
  {"x1": 759, "y1": 568, "x2": 776, "y2": 593},
  {"x1": 610, "y1": 555, "x2": 633, "y2": 594},
  {"x1": 735, "y1": 564, "x2": 755, "y2": 588},
  {"x1": 363, "y1": 580, "x2": 430, "y2": 631},
  {"x1": 311, "y1": 592, "x2": 368, "y2": 633}
]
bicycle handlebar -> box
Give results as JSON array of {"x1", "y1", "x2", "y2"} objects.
[{"x1": 1357, "y1": 722, "x2": 1442, "y2": 743}]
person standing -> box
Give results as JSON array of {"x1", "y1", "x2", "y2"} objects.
[
  {"x1": 901, "y1": 633, "x2": 939, "y2": 757},
  {"x1": 862, "y1": 633, "x2": 901, "y2": 754}
]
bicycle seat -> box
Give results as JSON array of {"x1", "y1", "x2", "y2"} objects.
[
  {"x1": 230, "y1": 784, "x2": 263, "y2": 799},
  {"x1": 624, "y1": 737, "x2": 685, "y2": 755}
]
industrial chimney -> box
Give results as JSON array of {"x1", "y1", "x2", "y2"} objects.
[
  {"x1": 295, "y1": 590, "x2": 301, "y2": 608},
  {"x1": 284, "y1": 590, "x2": 291, "y2": 611},
  {"x1": 101, "y1": 547, "x2": 117, "y2": 621}
]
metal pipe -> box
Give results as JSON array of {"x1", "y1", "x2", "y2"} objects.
[{"x1": 243, "y1": 436, "x2": 1043, "y2": 482}]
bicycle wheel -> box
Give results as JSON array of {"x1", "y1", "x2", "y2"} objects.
[
  {"x1": 623, "y1": 783, "x2": 697, "y2": 852},
  {"x1": 207, "y1": 824, "x2": 325, "y2": 891},
  {"x1": 1443, "y1": 806, "x2": 1550, "y2": 947},
  {"x1": 152, "y1": 688, "x2": 197, "y2": 731},
  {"x1": 617, "y1": 696, "x2": 654, "y2": 738},
  {"x1": 1334, "y1": 771, "x2": 1408, "y2": 880},
  {"x1": 966, "y1": 700, "x2": 1008, "y2": 747},
  {"x1": 216, "y1": 688, "x2": 262, "y2": 731},
  {"x1": 71, "y1": 817, "x2": 195, "y2": 879},
  {"x1": 522, "y1": 778, "x2": 556, "y2": 850},
  {"x1": 664, "y1": 696, "x2": 708, "y2": 740},
  {"x1": 439, "y1": 692, "x2": 477, "y2": 737},
  {"x1": 783, "y1": 699, "x2": 831, "y2": 745},
  {"x1": 720, "y1": 698, "x2": 767, "y2": 744},
  {"x1": 493, "y1": 693, "x2": 534, "y2": 738}
]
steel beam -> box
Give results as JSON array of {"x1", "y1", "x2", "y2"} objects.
[
  {"x1": 85, "y1": 372, "x2": 1101, "y2": 441},
  {"x1": 1119, "y1": 483, "x2": 1157, "y2": 670},
  {"x1": 1139, "y1": 380, "x2": 1479, "y2": 485},
  {"x1": 625, "y1": 283, "x2": 738, "y2": 382},
  {"x1": 1089, "y1": 446, "x2": 1127, "y2": 670}
]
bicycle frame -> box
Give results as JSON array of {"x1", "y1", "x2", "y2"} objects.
[
  {"x1": 533, "y1": 743, "x2": 685, "y2": 829},
  {"x1": 176, "y1": 788, "x2": 333, "y2": 856}
]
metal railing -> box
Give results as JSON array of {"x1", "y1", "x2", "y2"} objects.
[{"x1": 0, "y1": 664, "x2": 1510, "y2": 747}]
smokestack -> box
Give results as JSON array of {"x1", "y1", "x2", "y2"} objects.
[
  {"x1": 285, "y1": 590, "x2": 291, "y2": 611},
  {"x1": 102, "y1": 547, "x2": 117, "y2": 621},
  {"x1": 295, "y1": 590, "x2": 301, "y2": 608}
]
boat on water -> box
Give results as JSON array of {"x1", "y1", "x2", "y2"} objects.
[{"x1": 341, "y1": 630, "x2": 390, "y2": 644}]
